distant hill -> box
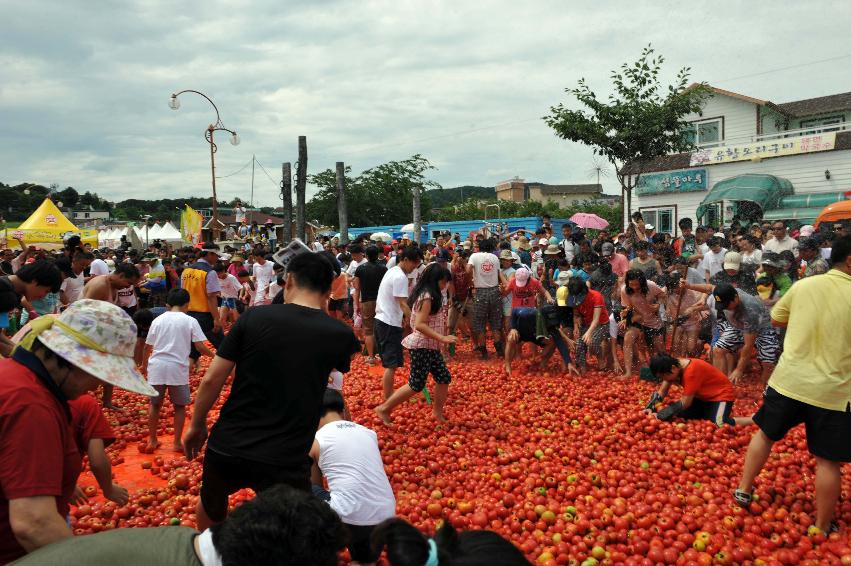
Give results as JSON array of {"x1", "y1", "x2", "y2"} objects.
[{"x1": 426, "y1": 186, "x2": 495, "y2": 208}]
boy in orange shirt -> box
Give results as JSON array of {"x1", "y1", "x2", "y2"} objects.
[{"x1": 645, "y1": 354, "x2": 753, "y2": 426}]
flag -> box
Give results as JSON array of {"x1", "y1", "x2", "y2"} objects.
[{"x1": 181, "y1": 205, "x2": 203, "y2": 245}]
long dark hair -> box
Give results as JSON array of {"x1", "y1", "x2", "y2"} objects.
[
  {"x1": 372, "y1": 518, "x2": 531, "y2": 566},
  {"x1": 408, "y1": 263, "x2": 451, "y2": 315},
  {"x1": 624, "y1": 269, "x2": 649, "y2": 296}
]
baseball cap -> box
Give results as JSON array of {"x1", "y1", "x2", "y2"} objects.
[
  {"x1": 601, "y1": 242, "x2": 614, "y2": 257},
  {"x1": 436, "y1": 248, "x2": 452, "y2": 263},
  {"x1": 514, "y1": 267, "x2": 530, "y2": 287},
  {"x1": 538, "y1": 238, "x2": 549, "y2": 246},
  {"x1": 556, "y1": 271, "x2": 571, "y2": 287},
  {"x1": 645, "y1": 224, "x2": 655, "y2": 231},
  {"x1": 712, "y1": 283, "x2": 738, "y2": 314},
  {"x1": 798, "y1": 237, "x2": 819, "y2": 251},
  {"x1": 722, "y1": 251, "x2": 742, "y2": 270},
  {"x1": 499, "y1": 250, "x2": 513, "y2": 261},
  {"x1": 462, "y1": 241, "x2": 472, "y2": 250},
  {"x1": 760, "y1": 252, "x2": 785, "y2": 269},
  {"x1": 201, "y1": 242, "x2": 220, "y2": 256}
]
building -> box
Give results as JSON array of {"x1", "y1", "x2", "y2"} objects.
[
  {"x1": 64, "y1": 207, "x2": 110, "y2": 227},
  {"x1": 496, "y1": 177, "x2": 603, "y2": 206},
  {"x1": 347, "y1": 216, "x2": 575, "y2": 241},
  {"x1": 624, "y1": 85, "x2": 851, "y2": 235}
]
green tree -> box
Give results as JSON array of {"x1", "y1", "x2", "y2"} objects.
[
  {"x1": 544, "y1": 45, "x2": 708, "y2": 226},
  {"x1": 58, "y1": 187, "x2": 79, "y2": 208},
  {"x1": 306, "y1": 155, "x2": 439, "y2": 229}
]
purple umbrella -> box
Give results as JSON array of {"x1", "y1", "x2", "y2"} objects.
[{"x1": 569, "y1": 213, "x2": 609, "y2": 230}]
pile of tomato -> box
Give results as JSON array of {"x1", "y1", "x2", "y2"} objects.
[{"x1": 72, "y1": 343, "x2": 851, "y2": 565}]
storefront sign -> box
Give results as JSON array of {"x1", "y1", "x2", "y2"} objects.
[
  {"x1": 636, "y1": 169, "x2": 707, "y2": 196},
  {"x1": 689, "y1": 132, "x2": 836, "y2": 166}
]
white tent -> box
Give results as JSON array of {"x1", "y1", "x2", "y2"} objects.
[
  {"x1": 157, "y1": 222, "x2": 184, "y2": 244},
  {"x1": 147, "y1": 223, "x2": 162, "y2": 239}
]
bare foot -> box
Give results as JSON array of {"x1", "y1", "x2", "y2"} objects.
[
  {"x1": 503, "y1": 362, "x2": 512, "y2": 376},
  {"x1": 145, "y1": 440, "x2": 161, "y2": 452},
  {"x1": 374, "y1": 406, "x2": 393, "y2": 426},
  {"x1": 104, "y1": 403, "x2": 125, "y2": 412},
  {"x1": 433, "y1": 411, "x2": 448, "y2": 423},
  {"x1": 617, "y1": 373, "x2": 631, "y2": 380}
]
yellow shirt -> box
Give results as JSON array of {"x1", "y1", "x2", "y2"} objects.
[{"x1": 767, "y1": 269, "x2": 851, "y2": 411}]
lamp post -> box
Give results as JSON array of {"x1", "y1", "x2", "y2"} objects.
[{"x1": 169, "y1": 90, "x2": 240, "y2": 241}]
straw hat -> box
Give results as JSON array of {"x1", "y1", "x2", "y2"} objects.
[
  {"x1": 499, "y1": 250, "x2": 514, "y2": 261},
  {"x1": 516, "y1": 236, "x2": 531, "y2": 251},
  {"x1": 544, "y1": 244, "x2": 561, "y2": 255},
  {"x1": 19, "y1": 299, "x2": 156, "y2": 396}
]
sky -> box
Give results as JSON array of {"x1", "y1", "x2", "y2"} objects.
[{"x1": 2, "y1": 0, "x2": 850, "y2": 208}]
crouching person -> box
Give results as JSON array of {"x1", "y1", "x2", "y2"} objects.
[
  {"x1": 645, "y1": 354, "x2": 753, "y2": 426},
  {"x1": 310, "y1": 390, "x2": 396, "y2": 566},
  {"x1": 13, "y1": 484, "x2": 345, "y2": 566}
]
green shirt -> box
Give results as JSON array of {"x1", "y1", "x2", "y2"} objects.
[{"x1": 12, "y1": 527, "x2": 202, "y2": 566}]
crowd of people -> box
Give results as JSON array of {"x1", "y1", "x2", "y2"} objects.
[{"x1": 0, "y1": 209, "x2": 849, "y2": 563}]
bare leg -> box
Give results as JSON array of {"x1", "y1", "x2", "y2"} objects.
[
  {"x1": 609, "y1": 339, "x2": 623, "y2": 374},
  {"x1": 737, "y1": 429, "x2": 774, "y2": 493},
  {"x1": 432, "y1": 383, "x2": 449, "y2": 422},
  {"x1": 195, "y1": 499, "x2": 217, "y2": 532},
  {"x1": 365, "y1": 335, "x2": 376, "y2": 359},
  {"x1": 712, "y1": 347, "x2": 729, "y2": 375},
  {"x1": 733, "y1": 416, "x2": 754, "y2": 426},
  {"x1": 375, "y1": 384, "x2": 417, "y2": 425},
  {"x1": 814, "y1": 457, "x2": 842, "y2": 532},
  {"x1": 173, "y1": 405, "x2": 186, "y2": 452},
  {"x1": 146, "y1": 403, "x2": 162, "y2": 452},
  {"x1": 621, "y1": 329, "x2": 637, "y2": 379},
  {"x1": 382, "y1": 368, "x2": 396, "y2": 400},
  {"x1": 102, "y1": 384, "x2": 123, "y2": 411},
  {"x1": 504, "y1": 338, "x2": 517, "y2": 375},
  {"x1": 760, "y1": 363, "x2": 775, "y2": 386}
]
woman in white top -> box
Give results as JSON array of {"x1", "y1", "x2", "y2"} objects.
[{"x1": 738, "y1": 234, "x2": 763, "y2": 270}]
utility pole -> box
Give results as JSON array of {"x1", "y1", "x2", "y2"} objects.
[
  {"x1": 281, "y1": 162, "x2": 292, "y2": 244},
  {"x1": 250, "y1": 154, "x2": 255, "y2": 208},
  {"x1": 295, "y1": 136, "x2": 307, "y2": 242},
  {"x1": 336, "y1": 162, "x2": 348, "y2": 245},
  {"x1": 412, "y1": 183, "x2": 422, "y2": 245}
]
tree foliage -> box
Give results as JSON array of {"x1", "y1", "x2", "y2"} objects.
[
  {"x1": 544, "y1": 45, "x2": 708, "y2": 225},
  {"x1": 431, "y1": 197, "x2": 622, "y2": 231},
  {"x1": 306, "y1": 155, "x2": 439, "y2": 227}
]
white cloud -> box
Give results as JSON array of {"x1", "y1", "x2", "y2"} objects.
[{"x1": 1, "y1": 0, "x2": 850, "y2": 209}]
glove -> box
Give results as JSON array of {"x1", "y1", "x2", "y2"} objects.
[
  {"x1": 644, "y1": 392, "x2": 663, "y2": 412},
  {"x1": 657, "y1": 401, "x2": 684, "y2": 421}
]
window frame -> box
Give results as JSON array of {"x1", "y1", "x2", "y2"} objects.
[
  {"x1": 638, "y1": 204, "x2": 678, "y2": 237},
  {"x1": 799, "y1": 114, "x2": 844, "y2": 134},
  {"x1": 684, "y1": 116, "x2": 725, "y2": 148}
]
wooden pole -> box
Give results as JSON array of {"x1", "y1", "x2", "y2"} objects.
[
  {"x1": 281, "y1": 162, "x2": 292, "y2": 244},
  {"x1": 336, "y1": 162, "x2": 348, "y2": 245},
  {"x1": 296, "y1": 136, "x2": 307, "y2": 242}
]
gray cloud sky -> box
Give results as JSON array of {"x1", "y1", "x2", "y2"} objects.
[{"x1": 2, "y1": 0, "x2": 850, "y2": 209}]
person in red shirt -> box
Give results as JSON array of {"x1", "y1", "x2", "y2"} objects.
[
  {"x1": 645, "y1": 354, "x2": 753, "y2": 426},
  {"x1": 502, "y1": 266, "x2": 553, "y2": 309},
  {"x1": 68, "y1": 394, "x2": 129, "y2": 506},
  {"x1": 567, "y1": 278, "x2": 609, "y2": 372},
  {"x1": 0, "y1": 299, "x2": 156, "y2": 563}
]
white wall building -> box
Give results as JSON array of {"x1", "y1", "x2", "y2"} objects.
[{"x1": 625, "y1": 85, "x2": 851, "y2": 235}]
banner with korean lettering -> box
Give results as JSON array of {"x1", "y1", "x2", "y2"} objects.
[
  {"x1": 636, "y1": 169, "x2": 707, "y2": 196},
  {"x1": 689, "y1": 132, "x2": 836, "y2": 166}
]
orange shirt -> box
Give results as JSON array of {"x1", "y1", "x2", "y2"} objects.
[
  {"x1": 681, "y1": 358, "x2": 735, "y2": 402},
  {"x1": 330, "y1": 273, "x2": 348, "y2": 301}
]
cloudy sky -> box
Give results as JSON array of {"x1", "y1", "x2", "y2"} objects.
[{"x1": 2, "y1": 1, "x2": 850, "y2": 207}]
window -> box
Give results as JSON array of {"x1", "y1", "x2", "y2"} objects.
[
  {"x1": 639, "y1": 206, "x2": 676, "y2": 235},
  {"x1": 84, "y1": 212, "x2": 90, "y2": 219},
  {"x1": 799, "y1": 115, "x2": 844, "y2": 134},
  {"x1": 683, "y1": 118, "x2": 723, "y2": 147}
]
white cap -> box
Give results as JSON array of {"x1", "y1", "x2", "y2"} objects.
[{"x1": 645, "y1": 224, "x2": 655, "y2": 230}]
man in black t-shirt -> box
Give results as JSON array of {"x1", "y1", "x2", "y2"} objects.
[
  {"x1": 353, "y1": 245, "x2": 387, "y2": 364},
  {"x1": 183, "y1": 252, "x2": 360, "y2": 531}
]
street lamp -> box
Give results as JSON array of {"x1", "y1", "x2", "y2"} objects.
[{"x1": 169, "y1": 90, "x2": 240, "y2": 240}]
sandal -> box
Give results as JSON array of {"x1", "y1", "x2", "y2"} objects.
[{"x1": 733, "y1": 489, "x2": 752, "y2": 508}]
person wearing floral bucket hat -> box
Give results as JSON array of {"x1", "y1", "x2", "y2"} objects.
[{"x1": 0, "y1": 299, "x2": 156, "y2": 564}]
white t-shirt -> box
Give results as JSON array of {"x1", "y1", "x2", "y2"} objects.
[
  {"x1": 89, "y1": 258, "x2": 109, "y2": 276},
  {"x1": 347, "y1": 258, "x2": 367, "y2": 278},
  {"x1": 375, "y1": 265, "x2": 409, "y2": 327},
  {"x1": 219, "y1": 273, "x2": 242, "y2": 299},
  {"x1": 701, "y1": 248, "x2": 728, "y2": 281},
  {"x1": 315, "y1": 421, "x2": 396, "y2": 526},
  {"x1": 764, "y1": 236, "x2": 799, "y2": 255},
  {"x1": 252, "y1": 261, "x2": 275, "y2": 304},
  {"x1": 468, "y1": 251, "x2": 499, "y2": 288},
  {"x1": 328, "y1": 370, "x2": 344, "y2": 391},
  {"x1": 60, "y1": 272, "x2": 85, "y2": 304},
  {"x1": 145, "y1": 311, "x2": 206, "y2": 386}
]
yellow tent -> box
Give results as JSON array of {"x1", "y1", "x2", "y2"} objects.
[{"x1": 7, "y1": 198, "x2": 98, "y2": 250}]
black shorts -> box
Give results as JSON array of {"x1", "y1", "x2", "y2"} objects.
[
  {"x1": 374, "y1": 319, "x2": 404, "y2": 369},
  {"x1": 328, "y1": 298, "x2": 346, "y2": 312},
  {"x1": 408, "y1": 348, "x2": 451, "y2": 392},
  {"x1": 187, "y1": 311, "x2": 224, "y2": 360},
  {"x1": 200, "y1": 448, "x2": 311, "y2": 522},
  {"x1": 681, "y1": 398, "x2": 736, "y2": 426},
  {"x1": 311, "y1": 485, "x2": 380, "y2": 563},
  {"x1": 754, "y1": 387, "x2": 851, "y2": 462}
]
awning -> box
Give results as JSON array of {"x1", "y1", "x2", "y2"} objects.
[
  {"x1": 696, "y1": 174, "x2": 793, "y2": 220},
  {"x1": 815, "y1": 199, "x2": 851, "y2": 228},
  {"x1": 761, "y1": 207, "x2": 823, "y2": 225}
]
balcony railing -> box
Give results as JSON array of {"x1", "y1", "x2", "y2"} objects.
[{"x1": 695, "y1": 120, "x2": 849, "y2": 149}]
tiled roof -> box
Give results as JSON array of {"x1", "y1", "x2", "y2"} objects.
[{"x1": 776, "y1": 92, "x2": 851, "y2": 117}]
